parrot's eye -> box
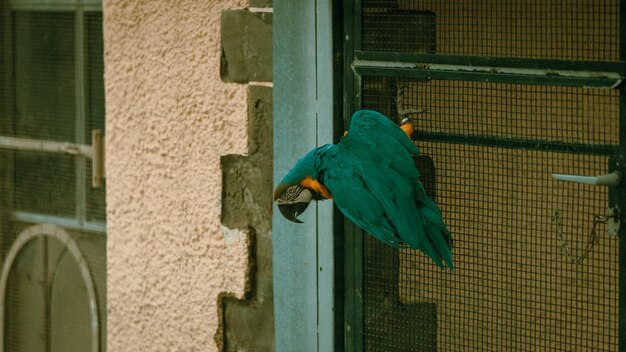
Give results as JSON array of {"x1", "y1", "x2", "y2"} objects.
[{"x1": 282, "y1": 185, "x2": 304, "y2": 201}]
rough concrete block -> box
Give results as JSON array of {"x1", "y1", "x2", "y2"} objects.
[
  {"x1": 221, "y1": 10, "x2": 272, "y2": 83},
  {"x1": 217, "y1": 85, "x2": 274, "y2": 352},
  {"x1": 221, "y1": 85, "x2": 273, "y2": 233}
]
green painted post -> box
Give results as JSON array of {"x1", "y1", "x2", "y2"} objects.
[
  {"x1": 273, "y1": 1, "x2": 337, "y2": 351},
  {"x1": 618, "y1": 95, "x2": 626, "y2": 352}
]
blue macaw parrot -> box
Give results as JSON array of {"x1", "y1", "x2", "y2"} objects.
[{"x1": 274, "y1": 110, "x2": 453, "y2": 269}]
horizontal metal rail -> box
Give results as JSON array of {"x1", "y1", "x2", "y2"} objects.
[
  {"x1": 10, "y1": 211, "x2": 106, "y2": 234},
  {"x1": 354, "y1": 51, "x2": 626, "y2": 75},
  {"x1": 412, "y1": 131, "x2": 619, "y2": 156},
  {"x1": 0, "y1": 131, "x2": 105, "y2": 188},
  {"x1": 8, "y1": 0, "x2": 101, "y2": 12},
  {"x1": 0, "y1": 135, "x2": 94, "y2": 157},
  {"x1": 353, "y1": 61, "x2": 623, "y2": 88}
]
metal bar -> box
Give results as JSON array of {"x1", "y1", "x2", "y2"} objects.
[
  {"x1": 0, "y1": 135, "x2": 94, "y2": 157},
  {"x1": 349, "y1": 4, "x2": 365, "y2": 352},
  {"x1": 316, "y1": 0, "x2": 338, "y2": 350},
  {"x1": 355, "y1": 51, "x2": 626, "y2": 76},
  {"x1": 343, "y1": 220, "x2": 356, "y2": 352},
  {"x1": 1, "y1": 0, "x2": 15, "y2": 262},
  {"x1": 273, "y1": 1, "x2": 321, "y2": 351},
  {"x1": 609, "y1": 0, "x2": 626, "y2": 351},
  {"x1": 81, "y1": 0, "x2": 100, "y2": 12},
  {"x1": 551, "y1": 172, "x2": 621, "y2": 186},
  {"x1": 9, "y1": 0, "x2": 101, "y2": 11},
  {"x1": 10, "y1": 3, "x2": 101, "y2": 11},
  {"x1": 353, "y1": 0, "x2": 362, "y2": 52},
  {"x1": 43, "y1": 236, "x2": 50, "y2": 352},
  {"x1": 619, "y1": 0, "x2": 626, "y2": 349},
  {"x1": 330, "y1": 2, "x2": 345, "y2": 350},
  {"x1": 353, "y1": 63, "x2": 622, "y2": 88},
  {"x1": 10, "y1": 211, "x2": 106, "y2": 234},
  {"x1": 342, "y1": 0, "x2": 362, "y2": 351},
  {"x1": 343, "y1": 0, "x2": 356, "y2": 120},
  {"x1": 91, "y1": 130, "x2": 104, "y2": 188},
  {"x1": 10, "y1": 3, "x2": 75, "y2": 11},
  {"x1": 343, "y1": 223, "x2": 365, "y2": 352},
  {"x1": 412, "y1": 131, "x2": 619, "y2": 156},
  {"x1": 356, "y1": 60, "x2": 622, "y2": 82},
  {"x1": 75, "y1": 4, "x2": 87, "y2": 224}
]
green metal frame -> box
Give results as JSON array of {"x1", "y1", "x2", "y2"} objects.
[
  {"x1": 619, "y1": 2, "x2": 626, "y2": 350},
  {"x1": 343, "y1": 2, "x2": 362, "y2": 352},
  {"x1": 343, "y1": 0, "x2": 626, "y2": 351},
  {"x1": 353, "y1": 63, "x2": 621, "y2": 88},
  {"x1": 1, "y1": 0, "x2": 15, "y2": 259},
  {"x1": 354, "y1": 51, "x2": 626, "y2": 75}
]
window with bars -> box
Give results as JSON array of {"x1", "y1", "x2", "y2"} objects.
[
  {"x1": 0, "y1": 1, "x2": 106, "y2": 351},
  {"x1": 343, "y1": 1, "x2": 625, "y2": 351}
]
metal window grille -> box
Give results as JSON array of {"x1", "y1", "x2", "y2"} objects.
[
  {"x1": 362, "y1": 0, "x2": 619, "y2": 61},
  {"x1": 0, "y1": 1, "x2": 106, "y2": 351},
  {"x1": 344, "y1": 1, "x2": 625, "y2": 351}
]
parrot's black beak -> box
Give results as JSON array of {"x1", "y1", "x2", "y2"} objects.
[
  {"x1": 276, "y1": 187, "x2": 313, "y2": 223},
  {"x1": 278, "y1": 201, "x2": 311, "y2": 223}
]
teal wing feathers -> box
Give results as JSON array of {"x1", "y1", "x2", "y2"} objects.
[
  {"x1": 319, "y1": 145, "x2": 402, "y2": 247},
  {"x1": 320, "y1": 110, "x2": 453, "y2": 269}
]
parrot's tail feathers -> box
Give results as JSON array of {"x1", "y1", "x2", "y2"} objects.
[
  {"x1": 420, "y1": 238, "x2": 446, "y2": 270},
  {"x1": 419, "y1": 206, "x2": 454, "y2": 270},
  {"x1": 442, "y1": 229, "x2": 454, "y2": 250},
  {"x1": 439, "y1": 231, "x2": 454, "y2": 270},
  {"x1": 426, "y1": 226, "x2": 454, "y2": 270}
]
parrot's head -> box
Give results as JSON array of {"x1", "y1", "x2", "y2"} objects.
[
  {"x1": 274, "y1": 183, "x2": 313, "y2": 224},
  {"x1": 274, "y1": 146, "x2": 333, "y2": 223}
]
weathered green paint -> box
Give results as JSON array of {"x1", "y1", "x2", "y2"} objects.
[
  {"x1": 618, "y1": 2, "x2": 626, "y2": 351},
  {"x1": 316, "y1": 0, "x2": 341, "y2": 351},
  {"x1": 342, "y1": 1, "x2": 363, "y2": 351},
  {"x1": 616, "y1": 153, "x2": 626, "y2": 352},
  {"x1": 343, "y1": 221, "x2": 363, "y2": 352},
  {"x1": 353, "y1": 65, "x2": 622, "y2": 88},
  {"x1": 273, "y1": 0, "x2": 319, "y2": 345},
  {"x1": 355, "y1": 51, "x2": 626, "y2": 75},
  {"x1": 8, "y1": 0, "x2": 101, "y2": 12}
]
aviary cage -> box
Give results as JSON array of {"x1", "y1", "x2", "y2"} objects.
[
  {"x1": 343, "y1": 1, "x2": 625, "y2": 351},
  {"x1": 0, "y1": 3, "x2": 107, "y2": 351}
]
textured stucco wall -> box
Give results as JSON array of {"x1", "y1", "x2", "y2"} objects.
[{"x1": 103, "y1": 1, "x2": 250, "y2": 350}]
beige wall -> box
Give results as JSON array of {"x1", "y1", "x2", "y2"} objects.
[{"x1": 103, "y1": 1, "x2": 250, "y2": 350}]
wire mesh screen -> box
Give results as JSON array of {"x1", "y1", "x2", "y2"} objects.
[
  {"x1": 367, "y1": 78, "x2": 619, "y2": 146},
  {"x1": 3, "y1": 11, "x2": 107, "y2": 221},
  {"x1": 4, "y1": 227, "x2": 106, "y2": 352},
  {"x1": 362, "y1": 0, "x2": 620, "y2": 61},
  {"x1": 0, "y1": 6, "x2": 106, "y2": 352},
  {"x1": 360, "y1": 75, "x2": 620, "y2": 351}
]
